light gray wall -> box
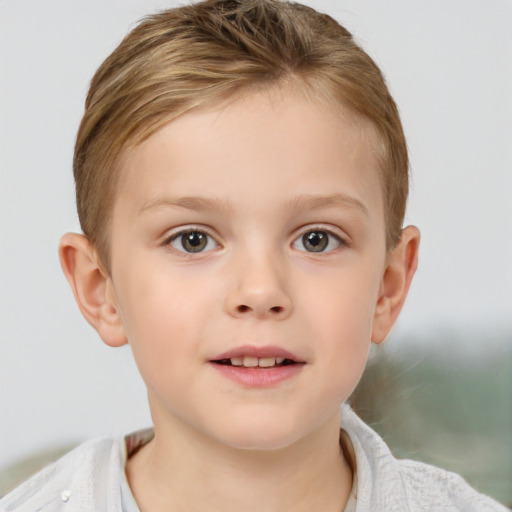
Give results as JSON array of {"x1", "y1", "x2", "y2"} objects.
[{"x1": 1, "y1": 0, "x2": 511, "y2": 468}]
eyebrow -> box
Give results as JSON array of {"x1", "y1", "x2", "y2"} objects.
[
  {"x1": 284, "y1": 193, "x2": 369, "y2": 217},
  {"x1": 138, "y1": 192, "x2": 369, "y2": 217},
  {"x1": 138, "y1": 196, "x2": 232, "y2": 215}
]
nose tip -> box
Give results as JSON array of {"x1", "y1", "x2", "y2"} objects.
[{"x1": 225, "y1": 261, "x2": 293, "y2": 320}]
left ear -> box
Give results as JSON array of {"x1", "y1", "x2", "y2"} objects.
[{"x1": 371, "y1": 225, "x2": 420, "y2": 344}]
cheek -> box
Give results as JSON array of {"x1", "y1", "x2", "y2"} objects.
[
  {"x1": 114, "y1": 260, "x2": 223, "y2": 371},
  {"x1": 314, "y1": 298, "x2": 372, "y2": 401},
  {"x1": 120, "y1": 284, "x2": 199, "y2": 403},
  {"x1": 297, "y1": 264, "x2": 380, "y2": 386},
  {"x1": 113, "y1": 268, "x2": 178, "y2": 356},
  {"x1": 316, "y1": 302, "x2": 372, "y2": 370},
  {"x1": 301, "y1": 266, "x2": 380, "y2": 340},
  {"x1": 116, "y1": 256, "x2": 202, "y2": 329}
]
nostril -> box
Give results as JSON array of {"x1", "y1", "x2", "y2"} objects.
[{"x1": 233, "y1": 304, "x2": 287, "y2": 316}]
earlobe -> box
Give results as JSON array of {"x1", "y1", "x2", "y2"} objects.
[
  {"x1": 371, "y1": 226, "x2": 420, "y2": 344},
  {"x1": 58, "y1": 233, "x2": 127, "y2": 347}
]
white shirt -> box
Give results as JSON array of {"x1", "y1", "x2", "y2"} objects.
[{"x1": 1, "y1": 405, "x2": 509, "y2": 512}]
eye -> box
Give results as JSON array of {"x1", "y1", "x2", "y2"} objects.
[
  {"x1": 293, "y1": 229, "x2": 342, "y2": 253},
  {"x1": 168, "y1": 230, "x2": 218, "y2": 253}
]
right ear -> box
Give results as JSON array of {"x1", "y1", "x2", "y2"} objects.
[{"x1": 58, "y1": 233, "x2": 127, "y2": 347}]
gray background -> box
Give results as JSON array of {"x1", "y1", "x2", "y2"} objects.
[{"x1": 1, "y1": 0, "x2": 511, "y2": 477}]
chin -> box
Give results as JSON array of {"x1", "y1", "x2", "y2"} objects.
[
  {"x1": 221, "y1": 431, "x2": 301, "y2": 452},
  {"x1": 206, "y1": 413, "x2": 313, "y2": 452}
]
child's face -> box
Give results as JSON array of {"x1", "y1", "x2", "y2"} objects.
[{"x1": 108, "y1": 87, "x2": 390, "y2": 450}]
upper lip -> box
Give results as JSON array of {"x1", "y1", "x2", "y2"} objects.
[{"x1": 211, "y1": 345, "x2": 304, "y2": 362}]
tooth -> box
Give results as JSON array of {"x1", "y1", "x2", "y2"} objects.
[
  {"x1": 258, "y1": 357, "x2": 276, "y2": 367},
  {"x1": 230, "y1": 357, "x2": 243, "y2": 366},
  {"x1": 275, "y1": 357, "x2": 285, "y2": 364},
  {"x1": 243, "y1": 356, "x2": 258, "y2": 367}
]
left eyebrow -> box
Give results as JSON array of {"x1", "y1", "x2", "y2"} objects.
[
  {"x1": 284, "y1": 193, "x2": 369, "y2": 217},
  {"x1": 137, "y1": 196, "x2": 232, "y2": 216}
]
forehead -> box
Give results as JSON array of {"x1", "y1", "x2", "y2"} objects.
[{"x1": 114, "y1": 86, "x2": 384, "y2": 218}]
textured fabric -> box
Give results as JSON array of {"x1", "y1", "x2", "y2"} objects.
[
  {"x1": 1, "y1": 406, "x2": 509, "y2": 512},
  {"x1": 120, "y1": 472, "x2": 139, "y2": 512},
  {"x1": 0, "y1": 438, "x2": 124, "y2": 512},
  {"x1": 119, "y1": 435, "x2": 140, "y2": 512},
  {"x1": 339, "y1": 404, "x2": 510, "y2": 511},
  {"x1": 120, "y1": 429, "x2": 154, "y2": 512}
]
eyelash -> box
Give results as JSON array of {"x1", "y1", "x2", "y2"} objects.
[
  {"x1": 163, "y1": 225, "x2": 346, "y2": 255},
  {"x1": 165, "y1": 227, "x2": 219, "y2": 254},
  {"x1": 292, "y1": 226, "x2": 346, "y2": 254}
]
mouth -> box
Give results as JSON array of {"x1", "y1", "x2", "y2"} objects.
[
  {"x1": 212, "y1": 356, "x2": 298, "y2": 369},
  {"x1": 209, "y1": 347, "x2": 306, "y2": 389},
  {"x1": 208, "y1": 346, "x2": 305, "y2": 386}
]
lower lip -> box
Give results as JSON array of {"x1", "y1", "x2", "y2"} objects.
[{"x1": 209, "y1": 363, "x2": 305, "y2": 387}]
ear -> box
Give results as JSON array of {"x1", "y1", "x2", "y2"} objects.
[
  {"x1": 59, "y1": 233, "x2": 127, "y2": 347},
  {"x1": 371, "y1": 225, "x2": 420, "y2": 344}
]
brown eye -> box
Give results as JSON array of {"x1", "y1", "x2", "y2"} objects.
[
  {"x1": 182, "y1": 231, "x2": 207, "y2": 252},
  {"x1": 293, "y1": 229, "x2": 342, "y2": 253},
  {"x1": 170, "y1": 230, "x2": 216, "y2": 253},
  {"x1": 303, "y1": 231, "x2": 328, "y2": 252}
]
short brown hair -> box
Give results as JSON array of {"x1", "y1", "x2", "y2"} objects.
[{"x1": 74, "y1": 0, "x2": 408, "y2": 270}]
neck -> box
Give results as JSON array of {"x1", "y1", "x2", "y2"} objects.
[{"x1": 126, "y1": 411, "x2": 353, "y2": 512}]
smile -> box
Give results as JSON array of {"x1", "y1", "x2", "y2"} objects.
[
  {"x1": 209, "y1": 346, "x2": 305, "y2": 387},
  {"x1": 214, "y1": 356, "x2": 295, "y2": 368}
]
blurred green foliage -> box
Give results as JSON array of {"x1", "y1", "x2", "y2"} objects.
[{"x1": 351, "y1": 340, "x2": 512, "y2": 506}]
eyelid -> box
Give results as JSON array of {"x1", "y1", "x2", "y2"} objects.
[
  {"x1": 162, "y1": 225, "x2": 221, "y2": 253},
  {"x1": 291, "y1": 224, "x2": 348, "y2": 252},
  {"x1": 293, "y1": 223, "x2": 347, "y2": 240}
]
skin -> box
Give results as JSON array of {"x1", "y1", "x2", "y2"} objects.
[{"x1": 60, "y1": 86, "x2": 419, "y2": 512}]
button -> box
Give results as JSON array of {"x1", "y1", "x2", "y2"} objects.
[{"x1": 61, "y1": 490, "x2": 72, "y2": 502}]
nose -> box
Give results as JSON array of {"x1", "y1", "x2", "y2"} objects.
[{"x1": 224, "y1": 252, "x2": 293, "y2": 320}]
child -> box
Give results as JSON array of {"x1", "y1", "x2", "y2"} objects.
[{"x1": 0, "y1": 0, "x2": 508, "y2": 511}]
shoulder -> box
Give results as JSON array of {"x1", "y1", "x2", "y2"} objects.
[
  {"x1": 395, "y1": 458, "x2": 509, "y2": 512},
  {"x1": 0, "y1": 437, "x2": 124, "y2": 512},
  {"x1": 340, "y1": 404, "x2": 510, "y2": 512}
]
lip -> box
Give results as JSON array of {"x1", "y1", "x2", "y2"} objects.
[
  {"x1": 210, "y1": 363, "x2": 304, "y2": 387},
  {"x1": 208, "y1": 345, "x2": 305, "y2": 388},
  {"x1": 211, "y1": 345, "x2": 305, "y2": 362}
]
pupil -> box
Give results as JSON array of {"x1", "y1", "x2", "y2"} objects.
[
  {"x1": 182, "y1": 231, "x2": 207, "y2": 252},
  {"x1": 303, "y1": 231, "x2": 328, "y2": 252}
]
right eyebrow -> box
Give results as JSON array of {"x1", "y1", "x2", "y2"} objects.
[{"x1": 137, "y1": 196, "x2": 233, "y2": 216}]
